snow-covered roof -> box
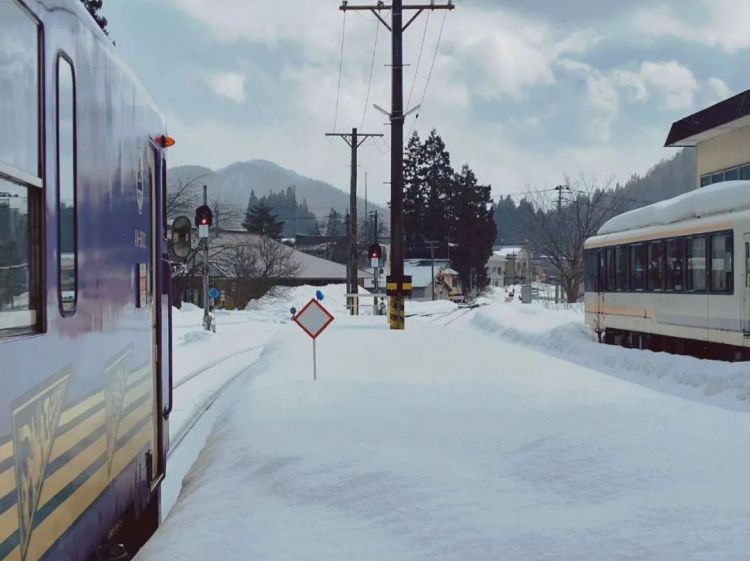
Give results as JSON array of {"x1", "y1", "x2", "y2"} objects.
[
  {"x1": 493, "y1": 247, "x2": 524, "y2": 258},
  {"x1": 598, "y1": 180, "x2": 750, "y2": 236}
]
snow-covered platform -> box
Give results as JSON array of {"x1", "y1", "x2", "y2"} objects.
[{"x1": 138, "y1": 309, "x2": 750, "y2": 561}]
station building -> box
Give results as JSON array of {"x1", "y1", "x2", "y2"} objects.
[{"x1": 666, "y1": 89, "x2": 750, "y2": 188}]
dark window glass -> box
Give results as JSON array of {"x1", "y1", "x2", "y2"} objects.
[
  {"x1": 615, "y1": 246, "x2": 629, "y2": 291},
  {"x1": 58, "y1": 57, "x2": 77, "y2": 313},
  {"x1": 741, "y1": 165, "x2": 750, "y2": 181},
  {"x1": 725, "y1": 168, "x2": 739, "y2": 181},
  {"x1": 0, "y1": 180, "x2": 38, "y2": 333},
  {"x1": 630, "y1": 244, "x2": 646, "y2": 290},
  {"x1": 710, "y1": 233, "x2": 732, "y2": 292},
  {"x1": 666, "y1": 239, "x2": 684, "y2": 291},
  {"x1": 700, "y1": 175, "x2": 711, "y2": 187},
  {"x1": 687, "y1": 237, "x2": 707, "y2": 291},
  {"x1": 584, "y1": 250, "x2": 596, "y2": 292},
  {"x1": 0, "y1": 2, "x2": 39, "y2": 177},
  {"x1": 598, "y1": 250, "x2": 606, "y2": 292},
  {"x1": 711, "y1": 172, "x2": 725, "y2": 184},
  {"x1": 647, "y1": 241, "x2": 665, "y2": 290},
  {"x1": 606, "y1": 248, "x2": 615, "y2": 291}
]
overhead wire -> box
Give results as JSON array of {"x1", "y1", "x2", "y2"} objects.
[
  {"x1": 407, "y1": 9, "x2": 448, "y2": 140},
  {"x1": 360, "y1": 17, "x2": 380, "y2": 130},
  {"x1": 332, "y1": 11, "x2": 347, "y2": 133},
  {"x1": 406, "y1": 10, "x2": 430, "y2": 112}
]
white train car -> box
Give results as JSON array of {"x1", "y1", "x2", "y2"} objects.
[{"x1": 584, "y1": 180, "x2": 750, "y2": 361}]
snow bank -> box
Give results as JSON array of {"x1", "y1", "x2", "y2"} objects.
[
  {"x1": 405, "y1": 299, "x2": 458, "y2": 317},
  {"x1": 138, "y1": 316, "x2": 750, "y2": 561},
  {"x1": 598, "y1": 179, "x2": 750, "y2": 235},
  {"x1": 470, "y1": 299, "x2": 750, "y2": 411}
]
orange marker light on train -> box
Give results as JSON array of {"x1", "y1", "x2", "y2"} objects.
[{"x1": 155, "y1": 135, "x2": 176, "y2": 148}]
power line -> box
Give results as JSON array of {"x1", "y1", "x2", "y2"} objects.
[
  {"x1": 360, "y1": 18, "x2": 380, "y2": 130},
  {"x1": 407, "y1": 8, "x2": 448, "y2": 139},
  {"x1": 332, "y1": 11, "x2": 347, "y2": 132},
  {"x1": 406, "y1": 10, "x2": 430, "y2": 111}
]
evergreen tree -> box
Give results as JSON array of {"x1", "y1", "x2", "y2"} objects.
[
  {"x1": 242, "y1": 203, "x2": 283, "y2": 239},
  {"x1": 403, "y1": 131, "x2": 427, "y2": 256},
  {"x1": 451, "y1": 165, "x2": 496, "y2": 291},
  {"x1": 79, "y1": 0, "x2": 108, "y2": 35}
]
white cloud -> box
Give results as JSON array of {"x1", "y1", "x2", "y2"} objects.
[
  {"x1": 705, "y1": 77, "x2": 733, "y2": 104},
  {"x1": 638, "y1": 61, "x2": 696, "y2": 110},
  {"x1": 634, "y1": 1, "x2": 750, "y2": 52},
  {"x1": 209, "y1": 72, "x2": 247, "y2": 104}
]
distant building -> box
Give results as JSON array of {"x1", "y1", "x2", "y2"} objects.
[
  {"x1": 666, "y1": 89, "x2": 750, "y2": 189},
  {"x1": 364, "y1": 257, "x2": 463, "y2": 302},
  {"x1": 181, "y1": 230, "x2": 372, "y2": 309},
  {"x1": 486, "y1": 246, "x2": 530, "y2": 287}
]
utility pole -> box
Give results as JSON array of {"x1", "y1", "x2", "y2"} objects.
[
  {"x1": 554, "y1": 184, "x2": 570, "y2": 303},
  {"x1": 340, "y1": 0, "x2": 455, "y2": 329},
  {"x1": 425, "y1": 240, "x2": 439, "y2": 300},
  {"x1": 326, "y1": 128, "x2": 383, "y2": 315}
]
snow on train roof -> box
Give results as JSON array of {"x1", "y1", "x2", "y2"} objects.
[{"x1": 598, "y1": 180, "x2": 750, "y2": 235}]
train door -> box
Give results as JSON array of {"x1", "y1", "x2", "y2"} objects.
[
  {"x1": 744, "y1": 234, "x2": 750, "y2": 336},
  {"x1": 147, "y1": 146, "x2": 166, "y2": 489},
  {"x1": 596, "y1": 249, "x2": 606, "y2": 333}
]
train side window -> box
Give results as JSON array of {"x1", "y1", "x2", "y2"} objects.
[
  {"x1": 666, "y1": 239, "x2": 684, "y2": 291},
  {"x1": 741, "y1": 165, "x2": 750, "y2": 181},
  {"x1": 711, "y1": 172, "x2": 725, "y2": 184},
  {"x1": 647, "y1": 241, "x2": 665, "y2": 290},
  {"x1": 597, "y1": 250, "x2": 606, "y2": 292},
  {"x1": 687, "y1": 236, "x2": 707, "y2": 291},
  {"x1": 700, "y1": 175, "x2": 710, "y2": 187},
  {"x1": 583, "y1": 250, "x2": 596, "y2": 292},
  {"x1": 615, "y1": 245, "x2": 629, "y2": 291},
  {"x1": 57, "y1": 57, "x2": 78, "y2": 314},
  {"x1": 606, "y1": 248, "x2": 615, "y2": 291},
  {"x1": 710, "y1": 232, "x2": 732, "y2": 293},
  {"x1": 0, "y1": 2, "x2": 42, "y2": 337},
  {"x1": 725, "y1": 168, "x2": 739, "y2": 181},
  {"x1": 630, "y1": 244, "x2": 646, "y2": 291}
]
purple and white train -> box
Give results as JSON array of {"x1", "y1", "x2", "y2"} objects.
[{"x1": 1, "y1": 1, "x2": 173, "y2": 559}]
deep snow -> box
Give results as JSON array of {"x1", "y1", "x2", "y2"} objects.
[{"x1": 138, "y1": 292, "x2": 750, "y2": 561}]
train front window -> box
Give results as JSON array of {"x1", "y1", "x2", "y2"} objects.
[
  {"x1": 666, "y1": 239, "x2": 684, "y2": 291},
  {"x1": 0, "y1": 180, "x2": 38, "y2": 334},
  {"x1": 630, "y1": 244, "x2": 646, "y2": 291},
  {"x1": 647, "y1": 241, "x2": 665, "y2": 290},
  {"x1": 710, "y1": 233, "x2": 732, "y2": 292},
  {"x1": 687, "y1": 237, "x2": 707, "y2": 291}
]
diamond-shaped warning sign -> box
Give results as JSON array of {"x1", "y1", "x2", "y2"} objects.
[{"x1": 293, "y1": 298, "x2": 334, "y2": 340}]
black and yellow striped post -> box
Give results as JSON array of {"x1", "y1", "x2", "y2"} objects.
[{"x1": 386, "y1": 275, "x2": 412, "y2": 329}]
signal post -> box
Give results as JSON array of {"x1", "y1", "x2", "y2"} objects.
[{"x1": 195, "y1": 185, "x2": 213, "y2": 331}]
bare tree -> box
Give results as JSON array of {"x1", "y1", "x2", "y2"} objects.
[
  {"x1": 167, "y1": 174, "x2": 208, "y2": 219},
  {"x1": 217, "y1": 237, "x2": 302, "y2": 308},
  {"x1": 521, "y1": 175, "x2": 626, "y2": 303}
]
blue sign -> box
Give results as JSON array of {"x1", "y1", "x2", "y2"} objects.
[
  {"x1": 290, "y1": 306, "x2": 297, "y2": 316},
  {"x1": 209, "y1": 287, "x2": 221, "y2": 300},
  {"x1": 315, "y1": 290, "x2": 324, "y2": 301}
]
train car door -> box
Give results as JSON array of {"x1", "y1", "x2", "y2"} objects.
[
  {"x1": 744, "y1": 234, "x2": 750, "y2": 336},
  {"x1": 147, "y1": 146, "x2": 166, "y2": 489}
]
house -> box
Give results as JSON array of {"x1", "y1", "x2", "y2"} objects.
[
  {"x1": 665, "y1": 88, "x2": 750, "y2": 188},
  {"x1": 486, "y1": 246, "x2": 530, "y2": 287},
  {"x1": 179, "y1": 230, "x2": 372, "y2": 309},
  {"x1": 363, "y1": 257, "x2": 463, "y2": 302}
]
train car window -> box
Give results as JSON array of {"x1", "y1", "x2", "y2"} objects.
[
  {"x1": 710, "y1": 233, "x2": 733, "y2": 292},
  {"x1": 598, "y1": 250, "x2": 606, "y2": 292},
  {"x1": 0, "y1": 179, "x2": 39, "y2": 334},
  {"x1": 0, "y1": 2, "x2": 41, "y2": 336},
  {"x1": 666, "y1": 239, "x2": 684, "y2": 291},
  {"x1": 606, "y1": 248, "x2": 615, "y2": 291},
  {"x1": 699, "y1": 175, "x2": 711, "y2": 188},
  {"x1": 583, "y1": 250, "x2": 597, "y2": 292},
  {"x1": 0, "y1": 1, "x2": 39, "y2": 178},
  {"x1": 741, "y1": 165, "x2": 750, "y2": 181},
  {"x1": 630, "y1": 244, "x2": 646, "y2": 291},
  {"x1": 57, "y1": 57, "x2": 77, "y2": 313},
  {"x1": 687, "y1": 237, "x2": 707, "y2": 291},
  {"x1": 711, "y1": 172, "x2": 725, "y2": 184},
  {"x1": 615, "y1": 246, "x2": 629, "y2": 291},
  {"x1": 647, "y1": 241, "x2": 665, "y2": 291},
  {"x1": 725, "y1": 168, "x2": 739, "y2": 181}
]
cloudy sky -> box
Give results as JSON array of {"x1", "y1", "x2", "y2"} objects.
[{"x1": 105, "y1": 0, "x2": 747, "y2": 205}]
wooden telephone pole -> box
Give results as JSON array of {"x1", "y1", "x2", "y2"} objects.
[
  {"x1": 326, "y1": 128, "x2": 383, "y2": 315},
  {"x1": 339, "y1": 0, "x2": 455, "y2": 329}
]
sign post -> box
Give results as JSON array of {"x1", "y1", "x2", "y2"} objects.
[{"x1": 292, "y1": 298, "x2": 334, "y2": 381}]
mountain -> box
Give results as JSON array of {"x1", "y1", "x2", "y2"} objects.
[{"x1": 168, "y1": 159, "x2": 388, "y2": 231}]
